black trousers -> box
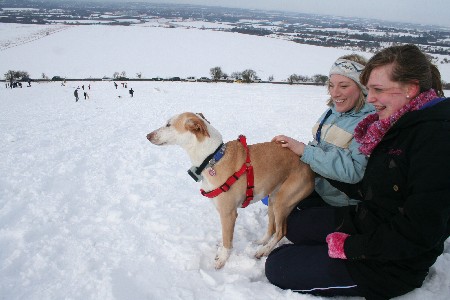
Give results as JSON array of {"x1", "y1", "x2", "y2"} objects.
[{"x1": 265, "y1": 197, "x2": 362, "y2": 297}]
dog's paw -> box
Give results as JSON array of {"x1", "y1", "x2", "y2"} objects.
[
  {"x1": 255, "y1": 238, "x2": 277, "y2": 259},
  {"x1": 255, "y1": 233, "x2": 273, "y2": 245},
  {"x1": 214, "y1": 246, "x2": 231, "y2": 269},
  {"x1": 254, "y1": 246, "x2": 268, "y2": 259}
]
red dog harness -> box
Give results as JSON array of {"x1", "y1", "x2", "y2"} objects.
[{"x1": 200, "y1": 135, "x2": 255, "y2": 208}]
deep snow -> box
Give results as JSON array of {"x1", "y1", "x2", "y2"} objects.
[
  {"x1": 1, "y1": 21, "x2": 450, "y2": 300},
  {"x1": 1, "y1": 81, "x2": 449, "y2": 300},
  {"x1": 1, "y1": 23, "x2": 450, "y2": 82}
]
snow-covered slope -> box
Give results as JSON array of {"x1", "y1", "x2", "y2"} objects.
[
  {"x1": 1, "y1": 81, "x2": 449, "y2": 299},
  {"x1": 3, "y1": 23, "x2": 450, "y2": 83}
]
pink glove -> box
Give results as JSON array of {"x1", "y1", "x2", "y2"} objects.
[{"x1": 326, "y1": 232, "x2": 350, "y2": 259}]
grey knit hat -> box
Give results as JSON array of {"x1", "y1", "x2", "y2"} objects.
[{"x1": 329, "y1": 58, "x2": 367, "y2": 95}]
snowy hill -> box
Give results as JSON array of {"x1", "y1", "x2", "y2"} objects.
[
  {"x1": 1, "y1": 22, "x2": 450, "y2": 300},
  {"x1": 1, "y1": 23, "x2": 450, "y2": 83}
]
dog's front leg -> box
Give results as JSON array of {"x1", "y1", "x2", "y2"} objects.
[{"x1": 215, "y1": 207, "x2": 237, "y2": 269}]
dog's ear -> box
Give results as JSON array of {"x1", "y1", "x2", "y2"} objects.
[
  {"x1": 196, "y1": 112, "x2": 210, "y2": 124},
  {"x1": 185, "y1": 115, "x2": 210, "y2": 140}
]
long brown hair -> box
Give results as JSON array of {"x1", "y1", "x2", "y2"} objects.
[{"x1": 360, "y1": 44, "x2": 444, "y2": 97}]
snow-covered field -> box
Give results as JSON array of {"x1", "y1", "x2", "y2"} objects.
[
  {"x1": 2, "y1": 23, "x2": 450, "y2": 82},
  {"x1": 1, "y1": 80, "x2": 449, "y2": 300},
  {"x1": 0, "y1": 23, "x2": 347, "y2": 81},
  {"x1": 1, "y1": 22, "x2": 450, "y2": 300}
]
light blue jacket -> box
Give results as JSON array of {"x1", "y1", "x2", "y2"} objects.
[{"x1": 301, "y1": 103, "x2": 375, "y2": 206}]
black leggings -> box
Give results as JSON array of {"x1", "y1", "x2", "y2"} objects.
[{"x1": 265, "y1": 204, "x2": 362, "y2": 297}]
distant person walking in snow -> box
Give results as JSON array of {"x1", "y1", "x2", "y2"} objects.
[
  {"x1": 129, "y1": 88, "x2": 134, "y2": 97},
  {"x1": 114, "y1": 82, "x2": 118, "y2": 89},
  {"x1": 84, "y1": 91, "x2": 89, "y2": 100},
  {"x1": 74, "y1": 89, "x2": 79, "y2": 102}
]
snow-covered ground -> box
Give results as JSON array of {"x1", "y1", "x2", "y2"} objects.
[
  {"x1": 1, "y1": 22, "x2": 450, "y2": 300},
  {"x1": 2, "y1": 23, "x2": 449, "y2": 82},
  {"x1": 0, "y1": 23, "x2": 347, "y2": 81},
  {"x1": 1, "y1": 81, "x2": 449, "y2": 300}
]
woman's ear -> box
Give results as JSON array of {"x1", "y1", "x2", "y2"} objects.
[{"x1": 406, "y1": 82, "x2": 420, "y2": 99}]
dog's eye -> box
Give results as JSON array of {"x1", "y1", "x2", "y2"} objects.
[{"x1": 166, "y1": 122, "x2": 171, "y2": 127}]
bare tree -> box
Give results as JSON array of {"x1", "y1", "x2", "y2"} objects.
[
  {"x1": 210, "y1": 66, "x2": 223, "y2": 82},
  {"x1": 312, "y1": 74, "x2": 328, "y2": 85},
  {"x1": 287, "y1": 74, "x2": 300, "y2": 84},
  {"x1": 5, "y1": 70, "x2": 30, "y2": 85},
  {"x1": 241, "y1": 69, "x2": 257, "y2": 83},
  {"x1": 231, "y1": 71, "x2": 242, "y2": 80}
]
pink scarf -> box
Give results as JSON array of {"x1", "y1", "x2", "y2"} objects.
[{"x1": 355, "y1": 89, "x2": 438, "y2": 156}]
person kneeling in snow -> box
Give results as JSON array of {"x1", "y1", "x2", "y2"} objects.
[{"x1": 265, "y1": 44, "x2": 450, "y2": 299}]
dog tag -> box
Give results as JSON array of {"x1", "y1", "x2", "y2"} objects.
[{"x1": 208, "y1": 167, "x2": 216, "y2": 176}]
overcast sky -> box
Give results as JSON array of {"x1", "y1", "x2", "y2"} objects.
[{"x1": 91, "y1": 0, "x2": 450, "y2": 28}]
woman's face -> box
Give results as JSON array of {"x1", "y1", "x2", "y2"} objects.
[
  {"x1": 328, "y1": 74, "x2": 361, "y2": 113},
  {"x1": 366, "y1": 64, "x2": 411, "y2": 120}
]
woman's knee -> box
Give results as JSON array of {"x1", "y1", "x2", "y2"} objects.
[
  {"x1": 265, "y1": 244, "x2": 362, "y2": 297},
  {"x1": 286, "y1": 207, "x2": 337, "y2": 244},
  {"x1": 265, "y1": 245, "x2": 290, "y2": 288}
]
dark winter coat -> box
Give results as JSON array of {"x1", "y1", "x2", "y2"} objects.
[{"x1": 337, "y1": 98, "x2": 450, "y2": 299}]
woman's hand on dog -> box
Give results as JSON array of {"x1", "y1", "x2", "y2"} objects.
[{"x1": 272, "y1": 135, "x2": 306, "y2": 157}]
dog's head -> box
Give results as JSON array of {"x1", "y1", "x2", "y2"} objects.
[{"x1": 147, "y1": 112, "x2": 216, "y2": 147}]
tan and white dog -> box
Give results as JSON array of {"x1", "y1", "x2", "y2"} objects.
[{"x1": 147, "y1": 112, "x2": 314, "y2": 269}]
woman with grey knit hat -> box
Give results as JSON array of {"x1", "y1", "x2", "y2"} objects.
[
  {"x1": 266, "y1": 54, "x2": 374, "y2": 297},
  {"x1": 267, "y1": 44, "x2": 450, "y2": 299},
  {"x1": 272, "y1": 54, "x2": 374, "y2": 208}
]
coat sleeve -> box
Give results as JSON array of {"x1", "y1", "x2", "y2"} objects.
[
  {"x1": 301, "y1": 137, "x2": 368, "y2": 184},
  {"x1": 344, "y1": 122, "x2": 450, "y2": 261}
]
